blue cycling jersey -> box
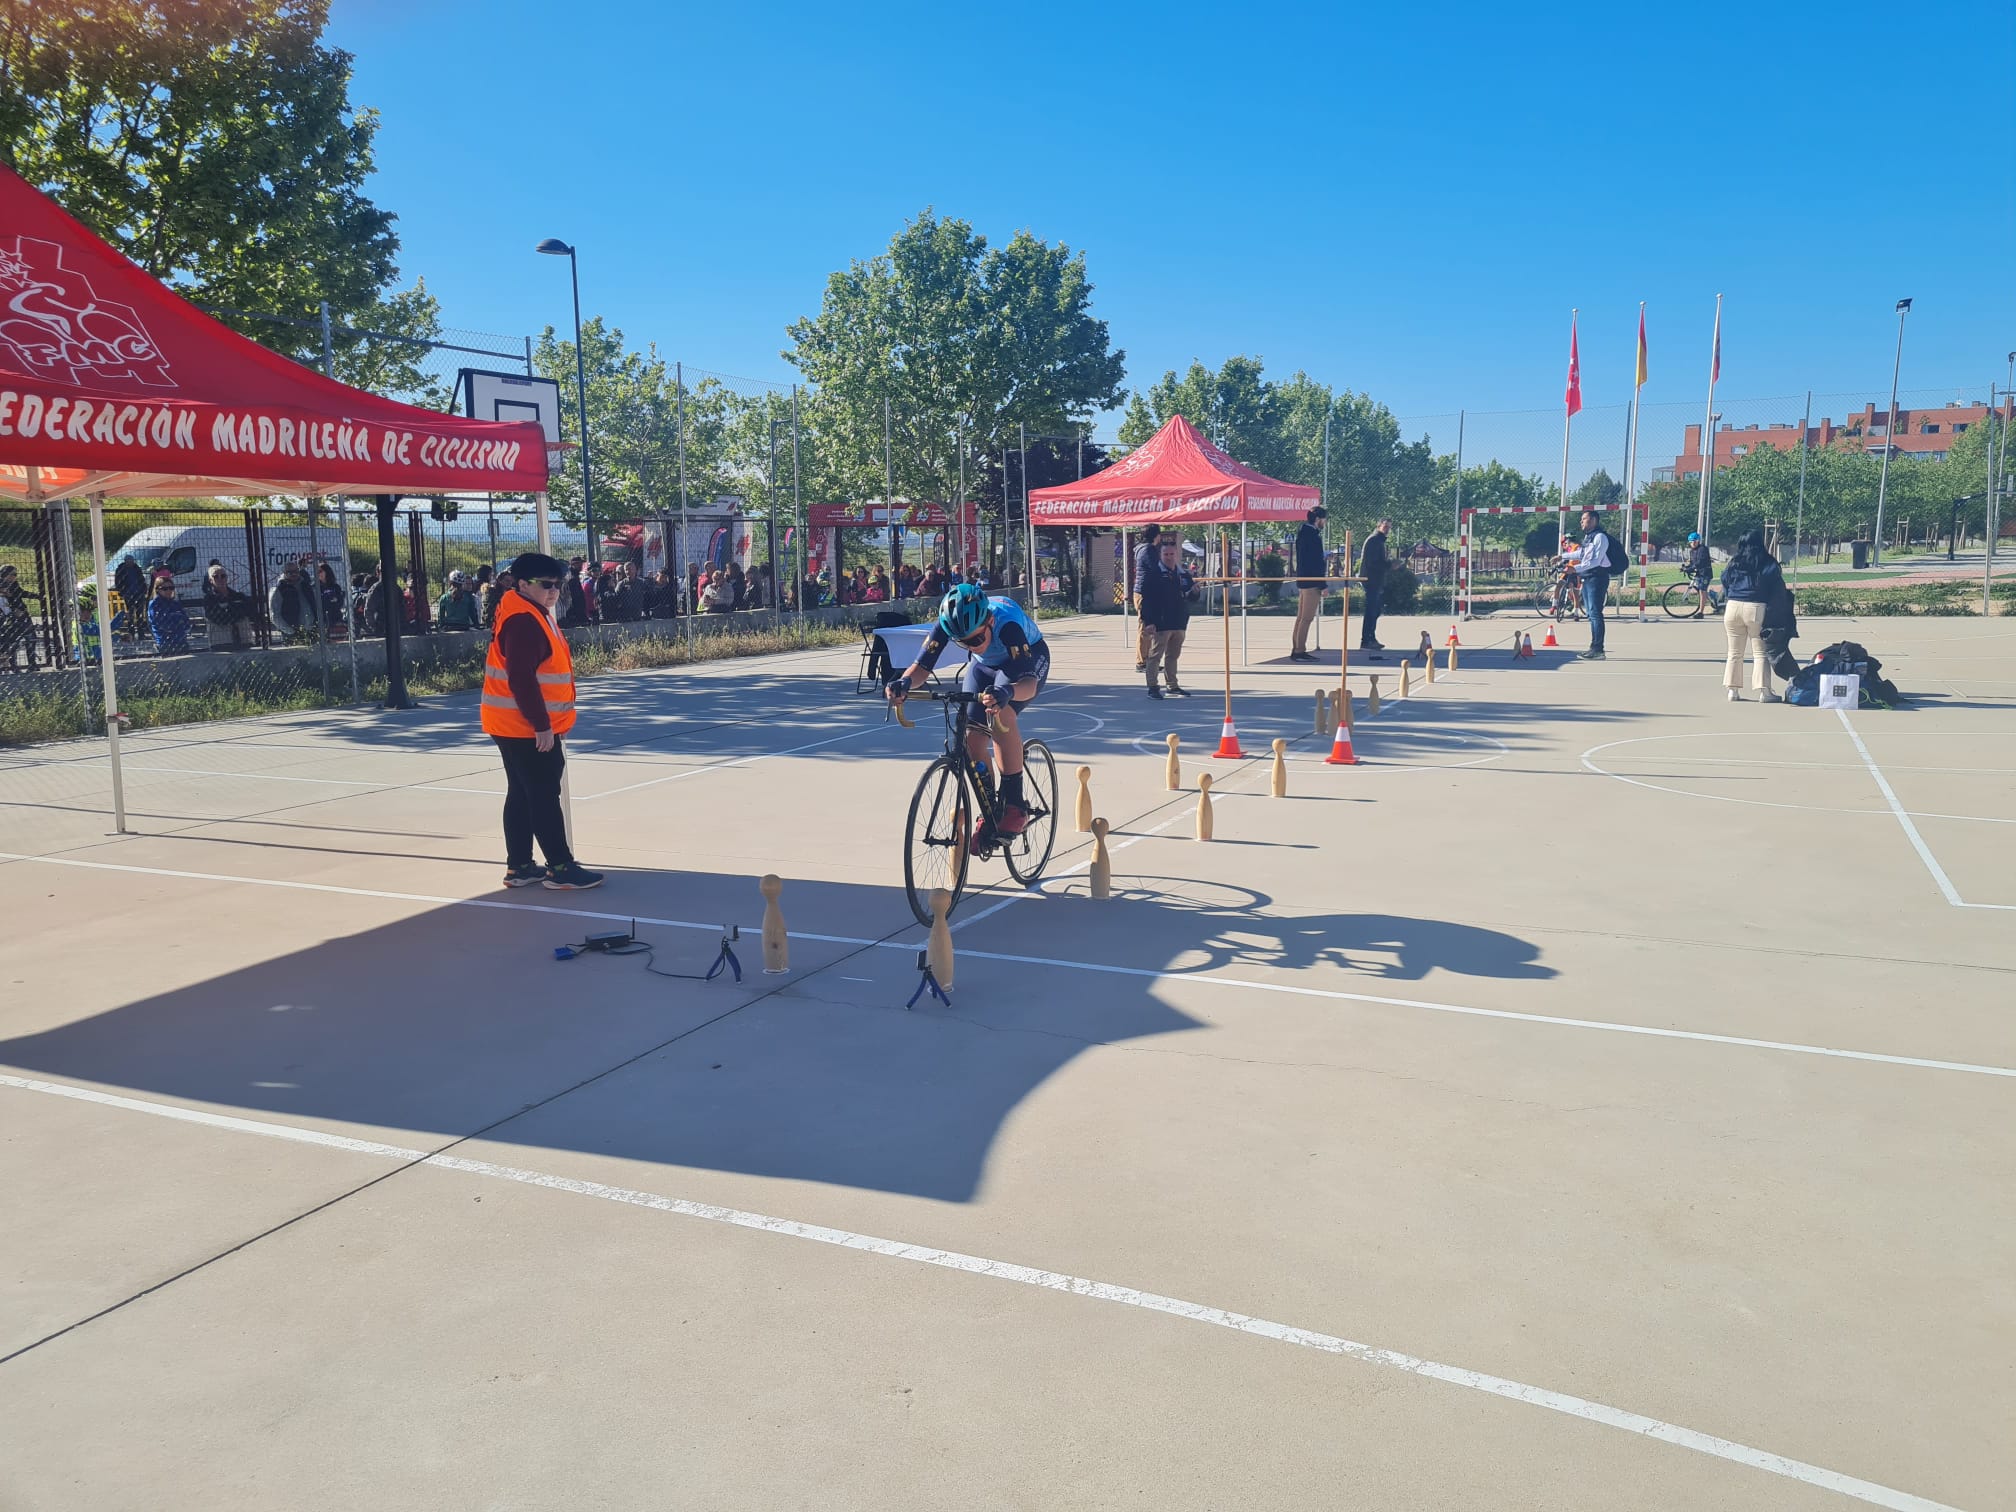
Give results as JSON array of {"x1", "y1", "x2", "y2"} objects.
[{"x1": 917, "y1": 595, "x2": 1045, "y2": 676}]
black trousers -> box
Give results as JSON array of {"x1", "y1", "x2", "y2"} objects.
[
  {"x1": 1359, "y1": 580, "x2": 1385, "y2": 646},
  {"x1": 494, "y1": 735, "x2": 573, "y2": 868}
]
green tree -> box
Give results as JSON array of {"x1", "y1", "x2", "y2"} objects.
[
  {"x1": 784, "y1": 209, "x2": 1126, "y2": 516},
  {"x1": 1116, "y1": 392, "x2": 1158, "y2": 449},
  {"x1": 0, "y1": 0, "x2": 433, "y2": 385}
]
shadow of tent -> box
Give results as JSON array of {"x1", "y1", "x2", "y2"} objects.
[
  {"x1": 0, "y1": 865, "x2": 1558, "y2": 1203},
  {"x1": 0, "y1": 868, "x2": 1201, "y2": 1204}
]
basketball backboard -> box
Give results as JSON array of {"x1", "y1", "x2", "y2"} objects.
[{"x1": 458, "y1": 368, "x2": 565, "y2": 444}]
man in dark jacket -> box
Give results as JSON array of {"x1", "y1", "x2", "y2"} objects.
[
  {"x1": 1138, "y1": 535, "x2": 1194, "y2": 699},
  {"x1": 1131, "y1": 523, "x2": 1162, "y2": 671},
  {"x1": 1357, "y1": 517, "x2": 1391, "y2": 657},
  {"x1": 1290, "y1": 506, "x2": 1326, "y2": 661}
]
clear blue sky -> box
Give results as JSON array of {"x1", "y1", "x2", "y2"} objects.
[{"x1": 329, "y1": 0, "x2": 2014, "y2": 458}]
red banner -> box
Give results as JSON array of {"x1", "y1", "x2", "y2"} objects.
[{"x1": 0, "y1": 165, "x2": 546, "y2": 498}]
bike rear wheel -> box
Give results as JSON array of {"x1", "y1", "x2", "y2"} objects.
[
  {"x1": 1662, "y1": 582, "x2": 1700, "y2": 619},
  {"x1": 904, "y1": 755, "x2": 971, "y2": 928},
  {"x1": 1004, "y1": 740, "x2": 1059, "y2": 888}
]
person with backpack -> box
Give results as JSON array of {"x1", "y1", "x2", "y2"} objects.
[
  {"x1": 1572, "y1": 509, "x2": 1620, "y2": 660},
  {"x1": 1720, "y1": 528, "x2": 1786, "y2": 703}
]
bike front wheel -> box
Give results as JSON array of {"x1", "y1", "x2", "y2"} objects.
[
  {"x1": 904, "y1": 755, "x2": 971, "y2": 928},
  {"x1": 1662, "y1": 582, "x2": 1701, "y2": 619},
  {"x1": 1004, "y1": 740, "x2": 1059, "y2": 889}
]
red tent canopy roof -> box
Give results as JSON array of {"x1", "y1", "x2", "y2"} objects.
[
  {"x1": 1027, "y1": 414, "x2": 1319, "y2": 526},
  {"x1": 0, "y1": 164, "x2": 547, "y2": 501}
]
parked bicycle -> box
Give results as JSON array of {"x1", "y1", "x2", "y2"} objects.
[{"x1": 894, "y1": 686, "x2": 1057, "y2": 927}]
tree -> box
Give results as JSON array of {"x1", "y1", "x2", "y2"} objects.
[
  {"x1": 784, "y1": 209, "x2": 1126, "y2": 523},
  {"x1": 0, "y1": 0, "x2": 436, "y2": 391},
  {"x1": 1116, "y1": 392, "x2": 1158, "y2": 449}
]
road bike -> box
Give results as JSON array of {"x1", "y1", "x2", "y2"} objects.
[
  {"x1": 1662, "y1": 576, "x2": 1725, "y2": 619},
  {"x1": 892, "y1": 686, "x2": 1058, "y2": 927}
]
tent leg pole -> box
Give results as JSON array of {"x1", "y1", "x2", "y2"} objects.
[
  {"x1": 1239, "y1": 522, "x2": 1248, "y2": 667},
  {"x1": 86, "y1": 493, "x2": 126, "y2": 834},
  {"x1": 536, "y1": 491, "x2": 552, "y2": 557}
]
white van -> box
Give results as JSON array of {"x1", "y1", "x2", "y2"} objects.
[{"x1": 93, "y1": 523, "x2": 336, "y2": 604}]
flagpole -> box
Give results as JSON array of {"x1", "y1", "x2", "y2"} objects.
[
  {"x1": 1696, "y1": 293, "x2": 1722, "y2": 539},
  {"x1": 1557, "y1": 308, "x2": 1577, "y2": 553},
  {"x1": 1626, "y1": 301, "x2": 1646, "y2": 617},
  {"x1": 1791, "y1": 390, "x2": 1813, "y2": 589}
]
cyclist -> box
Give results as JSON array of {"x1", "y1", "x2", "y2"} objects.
[
  {"x1": 888, "y1": 583, "x2": 1051, "y2": 846},
  {"x1": 1551, "y1": 535, "x2": 1582, "y2": 615},
  {"x1": 1685, "y1": 531, "x2": 1712, "y2": 590}
]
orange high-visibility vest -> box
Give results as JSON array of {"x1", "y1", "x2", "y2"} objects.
[{"x1": 480, "y1": 590, "x2": 576, "y2": 738}]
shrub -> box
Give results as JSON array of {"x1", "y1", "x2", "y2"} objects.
[
  {"x1": 1382, "y1": 563, "x2": 1421, "y2": 613},
  {"x1": 1254, "y1": 549, "x2": 1286, "y2": 604}
]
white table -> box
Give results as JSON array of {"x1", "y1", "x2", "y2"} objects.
[{"x1": 876, "y1": 622, "x2": 969, "y2": 677}]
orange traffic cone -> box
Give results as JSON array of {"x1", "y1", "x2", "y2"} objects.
[
  {"x1": 1446, "y1": 624, "x2": 1462, "y2": 646},
  {"x1": 1323, "y1": 717, "x2": 1358, "y2": 765},
  {"x1": 1541, "y1": 623, "x2": 1559, "y2": 648},
  {"x1": 1213, "y1": 716, "x2": 1246, "y2": 759},
  {"x1": 1517, "y1": 633, "x2": 1535, "y2": 660}
]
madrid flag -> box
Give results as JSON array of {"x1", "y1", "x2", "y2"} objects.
[{"x1": 1564, "y1": 316, "x2": 1583, "y2": 417}]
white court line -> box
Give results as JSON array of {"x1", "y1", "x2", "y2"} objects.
[
  {"x1": 122, "y1": 764, "x2": 498, "y2": 797},
  {"x1": 2, "y1": 849, "x2": 2009, "y2": 1080},
  {"x1": 949, "y1": 809, "x2": 1189, "y2": 933},
  {"x1": 1834, "y1": 710, "x2": 2013, "y2": 911},
  {"x1": 576, "y1": 723, "x2": 894, "y2": 801},
  {"x1": 580, "y1": 704, "x2": 1107, "y2": 803},
  {"x1": 0, "y1": 1069, "x2": 1966, "y2": 1512},
  {"x1": 1582, "y1": 732, "x2": 2016, "y2": 829}
]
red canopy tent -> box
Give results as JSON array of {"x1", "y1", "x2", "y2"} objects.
[
  {"x1": 1028, "y1": 415, "x2": 1323, "y2": 662},
  {"x1": 1026, "y1": 414, "x2": 1318, "y2": 526},
  {"x1": 0, "y1": 163, "x2": 548, "y2": 502},
  {"x1": 0, "y1": 165, "x2": 553, "y2": 829}
]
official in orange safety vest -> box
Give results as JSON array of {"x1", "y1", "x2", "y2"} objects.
[{"x1": 482, "y1": 552, "x2": 602, "y2": 890}]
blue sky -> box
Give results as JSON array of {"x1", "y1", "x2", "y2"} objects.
[{"x1": 329, "y1": 0, "x2": 2014, "y2": 461}]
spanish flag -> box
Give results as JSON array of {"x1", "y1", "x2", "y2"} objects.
[{"x1": 1635, "y1": 307, "x2": 1648, "y2": 390}]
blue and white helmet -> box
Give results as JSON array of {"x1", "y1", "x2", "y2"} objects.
[{"x1": 937, "y1": 582, "x2": 990, "y2": 640}]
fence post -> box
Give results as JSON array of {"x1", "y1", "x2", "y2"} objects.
[
  {"x1": 336, "y1": 495, "x2": 361, "y2": 702},
  {"x1": 85, "y1": 493, "x2": 127, "y2": 833}
]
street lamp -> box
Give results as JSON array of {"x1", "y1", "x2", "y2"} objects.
[
  {"x1": 1871, "y1": 297, "x2": 1911, "y2": 566},
  {"x1": 536, "y1": 238, "x2": 595, "y2": 563}
]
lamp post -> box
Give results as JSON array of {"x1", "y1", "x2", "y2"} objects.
[
  {"x1": 536, "y1": 238, "x2": 595, "y2": 564},
  {"x1": 1871, "y1": 297, "x2": 1912, "y2": 567}
]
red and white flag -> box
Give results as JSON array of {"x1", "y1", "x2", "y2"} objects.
[{"x1": 1565, "y1": 316, "x2": 1583, "y2": 417}]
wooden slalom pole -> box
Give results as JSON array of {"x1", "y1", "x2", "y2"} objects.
[{"x1": 1336, "y1": 527, "x2": 1353, "y2": 734}]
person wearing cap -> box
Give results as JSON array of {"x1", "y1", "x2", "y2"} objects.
[
  {"x1": 436, "y1": 570, "x2": 481, "y2": 631},
  {"x1": 1290, "y1": 505, "x2": 1327, "y2": 661},
  {"x1": 481, "y1": 552, "x2": 602, "y2": 890}
]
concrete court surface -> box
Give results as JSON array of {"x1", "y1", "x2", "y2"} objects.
[{"x1": 0, "y1": 608, "x2": 2011, "y2": 1512}]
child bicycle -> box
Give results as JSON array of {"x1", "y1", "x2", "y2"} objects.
[{"x1": 889, "y1": 684, "x2": 1057, "y2": 927}]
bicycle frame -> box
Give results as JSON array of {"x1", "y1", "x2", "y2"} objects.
[{"x1": 893, "y1": 687, "x2": 1006, "y2": 828}]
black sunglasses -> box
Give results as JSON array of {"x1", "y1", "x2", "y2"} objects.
[
  {"x1": 957, "y1": 626, "x2": 991, "y2": 647},
  {"x1": 528, "y1": 577, "x2": 563, "y2": 590}
]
